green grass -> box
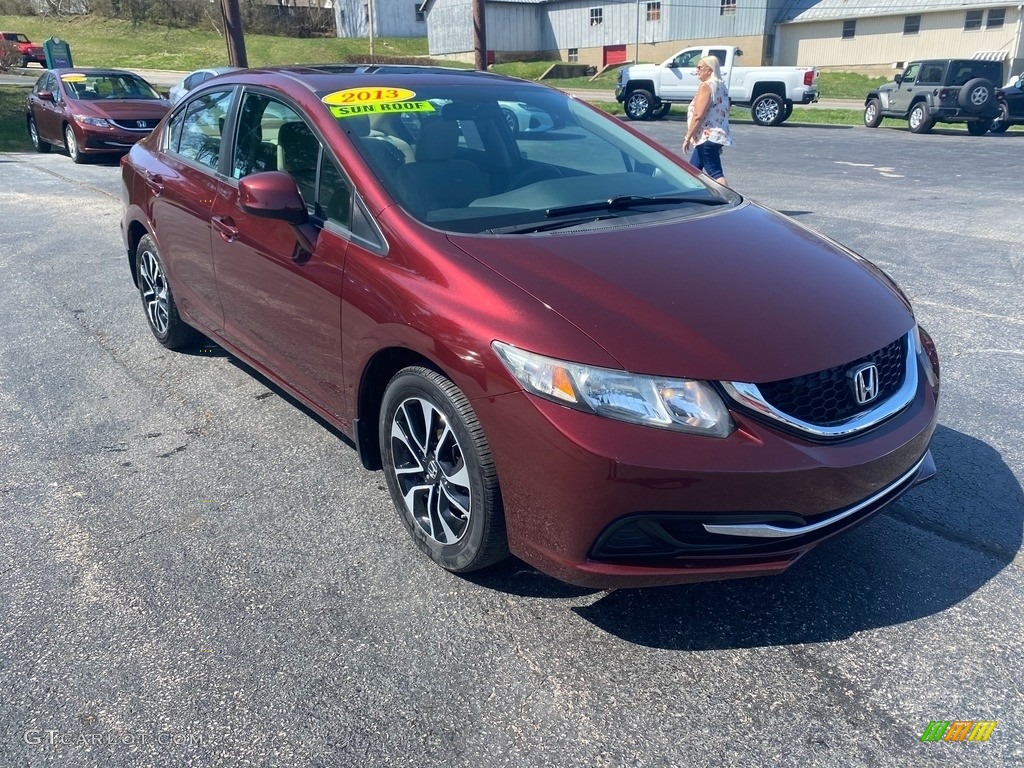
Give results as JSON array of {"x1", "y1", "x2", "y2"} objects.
[
  {"x1": 0, "y1": 85, "x2": 32, "y2": 151},
  {"x1": 0, "y1": 14, "x2": 427, "y2": 70}
]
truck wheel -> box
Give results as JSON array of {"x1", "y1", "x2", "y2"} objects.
[
  {"x1": 907, "y1": 102, "x2": 933, "y2": 134},
  {"x1": 966, "y1": 120, "x2": 989, "y2": 136},
  {"x1": 957, "y1": 78, "x2": 994, "y2": 113},
  {"x1": 751, "y1": 93, "x2": 784, "y2": 126},
  {"x1": 651, "y1": 102, "x2": 672, "y2": 120},
  {"x1": 624, "y1": 89, "x2": 655, "y2": 121},
  {"x1": 990, "y1": 104, "x2": 1010, "y2": 134},
  {"x1": 863, "y1": 98, "x2": 883, "y2": 128}
]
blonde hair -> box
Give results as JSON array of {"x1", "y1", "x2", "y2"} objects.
[{"x1": 699, "y1": 56, "x2": 724, "y2": 86}]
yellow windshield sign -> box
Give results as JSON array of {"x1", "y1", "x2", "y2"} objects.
[
  {"x1": 323, "y1": 87, "x2": 434, "y2": 118},
  {"x1": 60, "y1": 74, "x2": 87, "y2": 82},
  {"x1": 323, "y1": 87, "x2": 416, "y2": 106}
]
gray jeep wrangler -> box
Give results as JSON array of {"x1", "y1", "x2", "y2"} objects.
[{"x1": 863, "y1": 59, "x2": 1001, "y2": 135}]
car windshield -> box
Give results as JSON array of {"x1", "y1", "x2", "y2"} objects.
[
  {"x1": 62, "y1": 73, "x2": 162, "y2": 101},
  {"x1": 322, "y1": 81, "x2": 734, "y2": 234}
]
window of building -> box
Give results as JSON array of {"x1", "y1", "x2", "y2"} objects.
[
  {"x1": 364, "y1": 3, "x2": 370, "y2": 23},
  {"x1": 414, "y1": 3, "x2": 424, "y2": 22},
  {"x1": 987, "y1": 8, "x2": 1005, "y2": 28},
  {"x1": 568, "y1": 48, "x2": 579, "y2": 63},
  {"x1": 842, "y1": 19, "x2": 856, "y2": 39},
  {"x1": 720, "y1": 0, "x2": 736, "y2": 16},
  {"x1": 964, "y1": 10, "x2": 983, "y2": 30},
  {"x1": 903, "y1": 15, "x2": 920, "y2": 35},
  {"x1": 646, "y1": 2, "x2": 661, "y2": 22},
  {"x1": 589, "y1": 8, "x2": 602, "y2": 26}
]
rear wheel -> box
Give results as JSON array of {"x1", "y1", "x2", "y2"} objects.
[
  {"x1": 650, "y1": 102, "x2": 672, "y2": 120},
  {"x1": 135, "y1": 234, "x2": 201, "y2": 349},
  {"x1": 751, "y1": 93, "x2": 785, "y2": 126},
  {"x1": 28, "y1": 116, "x2": 50, "y2": 153},
  {"x1": 380, "y1": 366, "x2": 508, "y2": 573},
  {"x1": 863, "y1": 98, "x2": 883, "y2": 128},
  {"x1": 64, "y1": 124, "x2": 84, "y2": 164},
  {"x1": 966, "y1": 120, "x2": 989, "y2": 136},
  {"x1": 908, "y1": 103, "x2": 933, "y2": 134},
  {"x1": 624, "y1": 89, "x2": 655, "y2": 121},
  {"x1": 501, "y1": 108, "x2": 518, "y2": 136}
]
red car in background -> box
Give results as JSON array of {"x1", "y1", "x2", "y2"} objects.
[
  {"x1": 120, "y1": 66, "x2": 940, "y2": 589},
  {"x1": 26, "y1": 68, "x2": 169, "y2": 163},
  {"x1": 1, "y1": 31, "x2": 45, "y2": 67}
]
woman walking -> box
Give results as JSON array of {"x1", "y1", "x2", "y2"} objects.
[{"x1": 682, "y1": 56, "x2": 734, "y2": 187}]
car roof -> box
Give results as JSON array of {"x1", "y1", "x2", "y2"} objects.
[
  {"x1": 51, "y1": 67, "x2": 145, "y2": 76},
  {"x1": 205, "y1": 64, "x2": 534, "y2": 96}
]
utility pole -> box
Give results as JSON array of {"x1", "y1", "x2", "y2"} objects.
[
  {"x1": 368, "y1": 0, "x2": 376, "y2": 61},
  {"x1": 220, "y1": 0, "x2": 249, "y2": 68},
  {"x1": 473, "y1": 0, "x2": 487, "y2": 70}
]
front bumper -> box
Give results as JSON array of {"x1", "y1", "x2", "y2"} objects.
[
  {"x1": 614, "y1": 86, "x2": 625, "y2": 103},
  {"x1": 478, "y1": 357, "x2": 939, "y2": 589}
]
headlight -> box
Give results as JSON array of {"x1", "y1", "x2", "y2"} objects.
[
  {"x1": 492, "y1": 341, "x2": 734, "y2": 437},
  {"x1": 74, "y1": 115, "x2": 111, "y2": 127}
]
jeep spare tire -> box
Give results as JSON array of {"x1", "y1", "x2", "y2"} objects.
[{"x1": 958, "y1": 78, "x2": 995, "y2": 113}]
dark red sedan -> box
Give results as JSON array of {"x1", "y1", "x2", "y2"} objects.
[
  {"x1": 120, "y1": 66, "x2": 940, "y2": 588},
  {"x1": 26, "y1": 68, "x2": 169, "y2": 163}
]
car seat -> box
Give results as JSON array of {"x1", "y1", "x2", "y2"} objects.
[{"x1": 393, "y1": 118, "x2": 489, "y2": 216}]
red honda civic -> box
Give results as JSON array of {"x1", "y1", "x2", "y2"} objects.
[{"x1": 120, "y1": 65, "x2": 940, "y2": 588}]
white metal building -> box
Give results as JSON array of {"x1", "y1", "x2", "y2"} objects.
[
  {"x1": 326, "y1": 0, "x2": 428, "y2": 37},
  {"x1": 775, "y1": 0, "x2": 1024, "y2": 76},
  {"x1": 420, "y1": 0, "x2": 1023, "y2": 77}
]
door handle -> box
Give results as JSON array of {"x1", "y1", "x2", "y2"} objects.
[
  {"x1": 212, "y1": 215, "x2": 239, "y2": 243},
  {"x1": 144, "y1": 172, "x2": 164, "y2": 196}
]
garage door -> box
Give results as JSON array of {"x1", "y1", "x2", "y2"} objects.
[{"x1": 604, "y1": 45, "x2": 627, "y2": 66}]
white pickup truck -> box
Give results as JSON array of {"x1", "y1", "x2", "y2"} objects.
[{"x1": 615, "y1": 45, "x2": 819, "y2": 126}]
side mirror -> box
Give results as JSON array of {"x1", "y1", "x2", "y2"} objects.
[
  {"x1": 238, "y1": 171, "x2": 308, "y2": 225},
  {"x1": 894, "y1": 74, "x2": 903, "y2": 85},
  {"x1": 38, "y1": 90, "x2": 54, "y2": 102},
  {"x1": 237, "y1": 171, "x2": 317, "y2": 259}
]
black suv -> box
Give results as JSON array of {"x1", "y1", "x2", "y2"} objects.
[{"x1": 863, "y1": 59, "x2": 1002, "y2": 135}]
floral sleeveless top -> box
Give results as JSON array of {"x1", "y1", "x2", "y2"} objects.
[{"x1": 687, "y1": 80, "x2": 734, "y2": 147}]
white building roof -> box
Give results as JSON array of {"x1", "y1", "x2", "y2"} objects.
[{"x1": 778, "y1": 0, "x2": 1013, "y2": 24}]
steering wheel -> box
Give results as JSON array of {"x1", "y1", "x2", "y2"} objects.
[{"x1": 509, "y1": 162, "x2": 562, "y2": 190}]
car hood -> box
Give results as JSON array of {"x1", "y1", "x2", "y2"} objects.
[
  {"x1": 447, "y1": 203, "x2": 915, "y2": 383},
  {"x1": 71, "y1": 100, "x2": 169, "y2": 120}
]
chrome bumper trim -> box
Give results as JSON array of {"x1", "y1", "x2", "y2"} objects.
[{"x1": 703, "y1": 452, "x2": 929, "y2": 539}]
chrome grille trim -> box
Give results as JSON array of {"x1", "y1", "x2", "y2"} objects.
[
  {"x1": 721, "y1": 331, "x2": 918, "y2": 439},
  {"x1": 702, "y1": 453, "x2": 928, "y2": 539}
]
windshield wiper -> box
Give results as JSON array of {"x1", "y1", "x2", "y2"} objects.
[
  {"x1": 489, "y1": 214, "x2": 619, "y2": 234},
  {"x1": 545, "y1": 194, "x2": 725, "y2": 218}
]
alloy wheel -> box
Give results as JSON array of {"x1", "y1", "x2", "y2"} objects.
[
  {"x1": 389, "y1": 396, "x2": 472, "y2": 546},
  {"x1": 138, "y1": 247, "x2": 170, "y2": 336}
]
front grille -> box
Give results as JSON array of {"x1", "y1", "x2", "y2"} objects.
[
  {"x1": 109, "y1": 118, "x2": 160, "y2": 132},
  {"x1": 756, "y1": 336, "x2": 906, "y2": 426}
]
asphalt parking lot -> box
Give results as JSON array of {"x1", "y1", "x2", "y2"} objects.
[{"x1": 1, "y1": 120, "x2": 1022, "y2": 767}]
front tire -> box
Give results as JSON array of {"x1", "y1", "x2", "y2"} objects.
[
  {"x1": 863, "y1": 98, "x2": 883, "y2": 128},
  {"x1": 380, "y1": 366, "x2": 508, "y2": 574},
  {"x1": 908, "y1": 103, "x2": 933, "y2": 134},
  {"x1": 28, "y1": 116, "x2": 50, "y2": 152},
  {"x1": 990, "y1": 104, "x2": 1010, "y2": 134},
  {"x1": 64, "y1": 124, "x2": 84, "y2": 164},
  {"x1": 751, "y1": 93, "x2": 785, "y2": 126},
  {"x1": 135, "y1": 234, "x2": 201, "y2": 349},
  {"x1": 501, "y1": 108, "x2": 519, "y2": 136},
  {"x1": 624, "y1": 89, "x2": 655, "y2": 121}
]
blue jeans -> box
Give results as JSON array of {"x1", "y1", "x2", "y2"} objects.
[{"x1": 689, "y1": 142, "x2": 725, "y2": 180}]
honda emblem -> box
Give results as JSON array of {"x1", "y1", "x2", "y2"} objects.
[{"x1": 850, "y1": 363, "x2": 880, "y2": 405}]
